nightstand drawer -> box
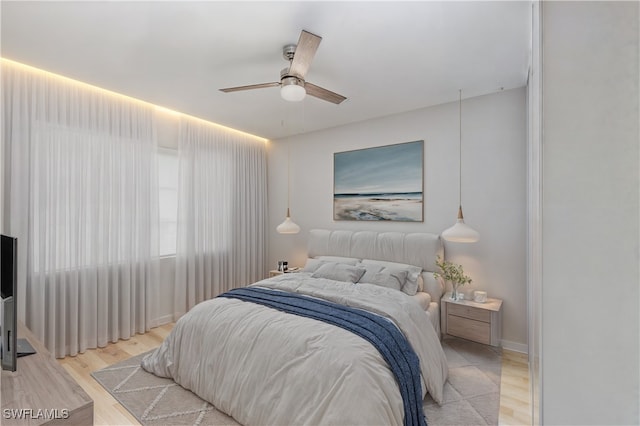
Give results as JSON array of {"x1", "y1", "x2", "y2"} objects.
[
  {"x1": 447, "y1": 315, "x2": 491, "y2": 345},
  {"x1": 448, "y1": 303, "x2": 491, "y2": 322}
]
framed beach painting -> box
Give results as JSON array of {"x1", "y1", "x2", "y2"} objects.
[{"x1": 334, "y1": 140, "x2": 424, "y2": 221}]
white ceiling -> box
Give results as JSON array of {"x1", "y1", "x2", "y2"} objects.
[{"x1": 1, "y1": 1, "x2": 531, "y2": 140}]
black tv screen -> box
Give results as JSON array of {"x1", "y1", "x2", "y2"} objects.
[
  {"x1": 1, "y1": 234, "x2": 18, "y2": 371},
  {"x1": 1, "y1": 234, "x2": 16, "y2": 299}
]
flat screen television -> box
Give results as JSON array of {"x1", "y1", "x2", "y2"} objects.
[
  {"x1": 1, "y1": 234, "x2": 35, "y2": 371},
  {"x1": 1, "y1": 234, "x2": 18, "y2": 371}
]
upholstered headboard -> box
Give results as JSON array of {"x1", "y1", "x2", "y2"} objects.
[{"x1": 307, "y1": 229, "x2": 445, "y2": 301}]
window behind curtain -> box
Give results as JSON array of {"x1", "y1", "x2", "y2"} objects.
[
  {"x1": 158, "y1": 148, "x2": 179, "y2": 256},
  {"x1": 30, "y1": 122, "x2": 152, "y2": 272}
]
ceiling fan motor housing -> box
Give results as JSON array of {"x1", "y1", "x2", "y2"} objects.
[
  {"x1": 280, "y1": 68, "x2": 304, "y2": 86},
  {"x1": 282, "y1": 44, "x2": 297, "y2": 62}
]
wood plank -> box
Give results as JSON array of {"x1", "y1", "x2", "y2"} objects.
[{"x1": 499, "y1": 349, "x2": 531, "y2": 425}]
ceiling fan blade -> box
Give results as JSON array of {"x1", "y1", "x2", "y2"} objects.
[
  {"x1": 288, "y1": 30, "x2": 322, "y2": 79},
  {"x1": 305, "y1": 82, "x2": 347, "y2": 105},
  {"x1": 219, "y1": 82, "x2": 280, "y2": 93}
]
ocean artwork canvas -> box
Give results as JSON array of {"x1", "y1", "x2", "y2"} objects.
[{"x1": 334, "y1": 140, "x2": 424, "y2": 221}]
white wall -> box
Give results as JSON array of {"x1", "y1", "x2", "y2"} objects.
[
  {"x1": 268, "y1": 88, "x2": 528, "y2": 349},
  {"x1": 541, "y1": 1, "x2": 639, "y2": 424}
]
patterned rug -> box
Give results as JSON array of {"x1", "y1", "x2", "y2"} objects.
[
  {"x1": 91, "y1": 337, "x2": 502, "y2": 425},
  {"x1": 424, "y1": 337, "x2": 503, "y2": 425}
]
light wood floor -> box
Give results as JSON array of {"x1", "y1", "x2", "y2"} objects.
[
  {"x1": 57, "y1": 324, "x2": 174, "y2": 426},
  {"x1": 499, "y1": 349, "x2": 531, "y2": 425},
  {"x1": 58, "y1": 324, "x2": 532, "y2": 425}
]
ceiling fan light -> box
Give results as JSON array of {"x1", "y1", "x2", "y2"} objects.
[{"x1": 280, "y1": 77, "x2": 306, "y2": 102}]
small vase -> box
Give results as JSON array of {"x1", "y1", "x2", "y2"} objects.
[{"x1": 450, "y1": 282, "x2": 461, "y2": 300}]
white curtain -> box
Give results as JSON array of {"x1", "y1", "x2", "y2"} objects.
[
  {"x1": 2, "y1": 60, "x2": 159, "y2": 357},
  {"x1": 175, "y1": 119, "x2": 267, "y2": 318}
]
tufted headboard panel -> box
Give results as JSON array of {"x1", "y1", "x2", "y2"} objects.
[{"x1": 307, "y1": 229, "x2": 445, "y2": 301}]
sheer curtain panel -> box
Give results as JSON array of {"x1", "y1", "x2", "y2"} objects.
[
  {"x1": 175, "y1": 119, "x2": 267, "y2": 318},
  {"x1": 1, "y1": 60, "x2": 159, "y2": 357}
]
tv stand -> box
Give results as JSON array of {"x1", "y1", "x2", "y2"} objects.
[{"x1": 1, "y1": 321, "x2": 93, "y2": 425}]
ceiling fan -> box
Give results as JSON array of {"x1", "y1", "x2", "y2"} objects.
[{"x1": 219, "y1": 30, "x2": 347, "y2": 105}]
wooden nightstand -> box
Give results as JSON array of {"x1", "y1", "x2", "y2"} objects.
[{"x1": 441, "y1": 292, "x2": 503, "y2": 346}]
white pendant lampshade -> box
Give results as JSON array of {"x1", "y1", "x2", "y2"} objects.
[
  {"x1": 280, "y1": 77, "x2": 306, "y2": 102},
  {"x1": 442, "y1": 90, "x2": 479, "y2": 243},
  {"x1": 276, "y1": 208, "x2": 301, "y2": 234},
  {"x1": 442, "y1": 206, "x2": 480, "y2": 242}
]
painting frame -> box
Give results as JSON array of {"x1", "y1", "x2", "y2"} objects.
[{"x1": 333, "y1": 140, "x2": 424, "y2": 222}]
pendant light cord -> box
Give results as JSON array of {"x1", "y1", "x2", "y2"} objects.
[
  {"x1": 287, "y1": 144, "x2": 291, "y2": 214},
  {"x1": 442, "y1": 88, "x2": 479, "y2": 242},
  {"x1": 458, "y1": 89, "x2": 462, "y2": 208}
]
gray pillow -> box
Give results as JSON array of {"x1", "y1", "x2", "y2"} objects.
[
  {"x1": 360, "y1": 259, "x2": 422, "y2": 296},
  {"x1": 311, "y1": 262, "x2": 366, "y2": 283},
  {"x1": 358, "y1": 264, "x2": 385, "y2": 283},
  {"x1": 362, "y1": 269, "x2": 408, "y2": 292}
]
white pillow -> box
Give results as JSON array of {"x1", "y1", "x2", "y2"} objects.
[
  {"x1": 361, "y1": 259, "x2": 422, "y2": 296},
  {"x1": 361, "y1": 269, "x2": 408, "y2": 292},
  {"x1": 311, "y1": 263, "x2": 366, "y2": 283},
  {"x1": 302, "y1": 258, "x2": 326, "y2": 273}
]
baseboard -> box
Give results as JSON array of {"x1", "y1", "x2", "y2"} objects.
[
  {"x1": 501, "y1": 339, "x2": 528, "y2": 354},
  {"x1": 151, "y1": 314, "x2": 174, "y2": 327}
]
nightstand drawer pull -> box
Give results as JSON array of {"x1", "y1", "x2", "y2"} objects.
[{"x1": 448, "y1": 303, "x2": 491, "y2": 322}]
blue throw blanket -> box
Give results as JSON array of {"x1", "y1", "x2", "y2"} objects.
[{"x1": 219, "y1": 286, "x2": 427, "y2": 426}]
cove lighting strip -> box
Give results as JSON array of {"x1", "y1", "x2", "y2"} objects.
[{"x1": 0, "y1": 58, "x2": 269, "y2": 144}]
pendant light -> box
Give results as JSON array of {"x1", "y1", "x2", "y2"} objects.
[
  {"x1": 276, "y1": 145, "x2": 300, "y2": 234},
  {"x1": 442, "y1": 90, "x2": 480, "y2": 243}
]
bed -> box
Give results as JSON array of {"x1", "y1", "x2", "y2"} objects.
[{"x1": 142, "y1": 229, "x2": 449, "y2": 426}]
